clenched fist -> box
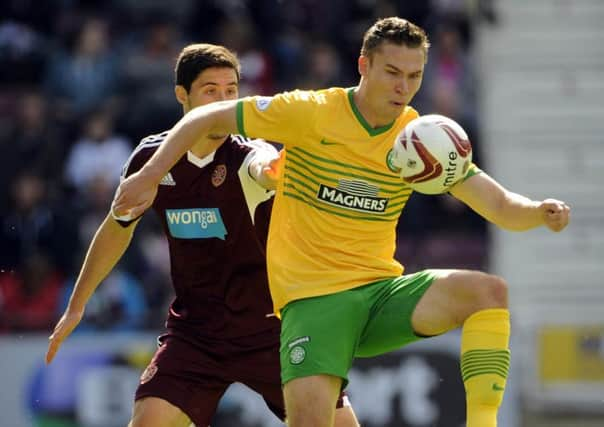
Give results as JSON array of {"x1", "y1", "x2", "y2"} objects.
[{"x1": 540, "y1": 198, "x2": 570, "y2": 232}]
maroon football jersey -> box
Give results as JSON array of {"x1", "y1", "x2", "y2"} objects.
[{"x1": 121, "y1": 132, "x2": 280, "y2": 342}]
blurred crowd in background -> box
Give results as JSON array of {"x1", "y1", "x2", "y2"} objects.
[{"x1": 0, "y1": 0, "x2": 497, "y2": 333}]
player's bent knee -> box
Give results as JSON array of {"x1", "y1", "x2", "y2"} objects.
[
  {"x1": 334, "y1": 406, "x2": 361, "y2": 427},
  {"x1": 466, "y1": 271, "x2": 508, "y2": 309},
  {"x1": 483, "y1": 274, "x2": 508, "y2": 308}
]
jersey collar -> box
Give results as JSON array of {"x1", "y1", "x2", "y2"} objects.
[
  {"x1": 347, "y1": 87, "x2": 395, "y2": 137},
  {"x1": 187, "y1": 150, "x2": 216, "y2": 168}
]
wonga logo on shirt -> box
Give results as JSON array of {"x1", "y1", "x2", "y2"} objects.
[{"x1": 165, "y1": 208, "x2": 227, "y2": 240}]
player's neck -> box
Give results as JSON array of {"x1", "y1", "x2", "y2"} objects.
[
  {"x1": 190, "y1": 136, "x2": 226, "y2": 159},
  {"x1": 353, "y1": 84, "x2": 396, "y2": 129}
]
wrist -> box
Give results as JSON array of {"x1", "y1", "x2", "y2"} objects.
[
  {"x1": 66, "y1": 301, "x2": 86, "y2": 316},
  {"x1": 535, "y1": 201, "x2": 548, "y2": 224},
  {"x1": 138, "y1": 163, "x2": 165, "y2": 185}
]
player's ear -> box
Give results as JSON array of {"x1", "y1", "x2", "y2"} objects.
[
  {"x1": 358, "y1": 55, "x2": 369, "y2": 77},
  {"x1": 174, "y1": 85, "x2": 188, "y2": 106}
]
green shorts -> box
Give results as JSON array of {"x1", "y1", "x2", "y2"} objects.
[{"x1": 279, "y1": 269, "x2": 443, "y2": 386}]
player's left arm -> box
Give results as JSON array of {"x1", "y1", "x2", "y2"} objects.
[{"x1": 449, "y1": 172, "x2": 570, "y2": 232}]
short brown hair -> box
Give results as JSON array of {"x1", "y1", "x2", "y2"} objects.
[
  {"x1": 361, "y1": 17, "x2": 430, "y2": 62},
  {"x1": 175, "y1": 43, "x2": 241, "y2": 92}
]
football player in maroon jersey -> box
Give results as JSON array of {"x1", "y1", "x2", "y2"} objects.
[{"x1": 46, "y1": 43, "x2": 359, "y2": 427}]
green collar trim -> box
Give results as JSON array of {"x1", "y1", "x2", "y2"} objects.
[{"x1": 347, "y1": 87, "x2": 395, "y2": 136}]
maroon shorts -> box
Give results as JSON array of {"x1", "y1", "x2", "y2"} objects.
[{"x1": 135, "y1": 333, "x2": 348, "y2": 426}]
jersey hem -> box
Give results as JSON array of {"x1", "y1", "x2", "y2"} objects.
[{"x1": 274, "y1": 271, "x2": 404, "y2": 316}]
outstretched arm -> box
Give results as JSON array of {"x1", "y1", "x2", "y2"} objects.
[
  {"x1": 46, "y1": 213, "x2": 138, "y2": 363},
  {"x1": 450, "y1": 172, "x2": 570, "y2": 232},
  {"x1": 113, "y1": 100, "x2": 239, "y2": 218}
]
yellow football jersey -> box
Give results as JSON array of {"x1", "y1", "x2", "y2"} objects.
[{"x1": 237, "y1": 87, "x2": 475, "y2": 314}]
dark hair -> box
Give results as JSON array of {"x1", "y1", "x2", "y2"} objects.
[
  {"x1": 175, "y1": 43, "x2": 241, "y2": 92},
  {"x1": 361, "y1": 17, "x2": 430, "y2": 61}
]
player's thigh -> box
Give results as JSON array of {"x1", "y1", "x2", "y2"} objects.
[
  {"x1": 412, "y1": 269, "x2": 508, "y2": 335},
  {"x1": 235, "y1": 342, "x2": 286, "y2": 421},
  {"x1": 129, "y1": 397, "x2": 192, "y2": 427},
  {"x1": 239, "y1": 341, "x2": 358, "y2": 423},
  {"x1": 135, "y1": 374, "x2": 227, "y2": 427},
  {"x1": 279, "y1": 291, "x2": 369, "y2": 386},
  {"x1": 135, "y1": 334, "x2": 230, "y2": 426},
  {"x1": 355, "y1": 270, "x2": 441, "y2": 358},
  {"x1": 284, "y1": 374, "x2": 342, "y2": 427}
]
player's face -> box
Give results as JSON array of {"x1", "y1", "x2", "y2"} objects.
[
  {"x1": 185, "y1": 67, "x2": 239, "y2": 111},
  {"x1": 362, "y1": 43, "x2": 425, "y2": 119}
]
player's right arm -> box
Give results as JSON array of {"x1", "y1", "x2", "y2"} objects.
[
  {"x1": 113, "y1": 100, "x2": 239, "y2": 218},
  {"x1": 113, "y1": 91, "x2": 314, "y2": 218},
  {"x1": 450, "y1": 171, "x2": 570, "y2": 232},
  {"x1": 45, "y1": 141, "x2": 152, "y2": 364},
  {"x1": 45, "y1": 213, "x2": 139, "y2": 364}
]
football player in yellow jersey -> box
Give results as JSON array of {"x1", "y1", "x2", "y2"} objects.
[{"x1": 113, "y1": 17, "x2": 570, "y2": 427}]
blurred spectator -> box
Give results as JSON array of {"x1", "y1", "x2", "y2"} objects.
[
  {"x1": 411, "y1": 19, "x2": 486, "y2": 238},
  {"x1": 298, "y1": 41, "x2": 342, "y2": 89},
  {"x1": 2, "y1": 0, "x2": 58, "y2": 35},
  {"x1": 116, "y1": 0, "x2": 194, "y2": 29},
  {"x1": 0, "y1": 91, "x2": 67, "y2": 207},
  {"x1": 74, "y1": 171, "x2": 145, "y2": 283},
  {"x1": 0, "y1": 252, "x2": 63, "y2": 332},
  {"x1": 120, "y1": 16, "x2": 182, "y2": 138},
  {"x1": 44, "y1": 17, "x2": 121, "y2": 121},
  {"x1": 135, "y1": 226, "x2": 173, "y2": 328},
  {"x1": 269, "y1": 26, "x2": 308, "y2": 91},
  {"x1": 59, "y1": 270, "x2": 147, "y2": 331},
  {"x1": 422, "y1": 21, "x2": 478, "y2": 125},
  {"x1": 0, "y1": 171, "x2": 76, "y2": 275},
  {"x1": 64, "y1": 108, "x2": 132, "y2": 193},
  {"x1": 76, "y1": 174, "x2": 118, "y2": 245},
  {"x1": 272, "y1": 0, "x2": 351, "y2": 40},
  {"x1": 266, "y1": 0, "x2": 355, "y2": 89},
  {"x1": 0, "y1": 21, "x2": 48, "y2": 84},
  {"x1": 59, "y1": 174, "x2": 147, "y2": 332},
  {"x1": 184, "y1": 0, "x2": 230, "y2": 42},
  {"x1": 428, "y1": 0, "x2": 476, "y2": 46},
  {"x1": 411, "y1": 232, "x2": 488, "y2": 272},
  {"x1": 217, "y1": 17, "x2": 274, "y2": 95}
]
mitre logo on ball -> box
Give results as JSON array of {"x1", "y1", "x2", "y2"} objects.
[{"x1": 390, "y1": 114, "x2": 473, "y2": 194}]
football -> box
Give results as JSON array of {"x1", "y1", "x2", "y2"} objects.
[{"x1": 390, "y1": 114, "x2": 473, "y2": 194}]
